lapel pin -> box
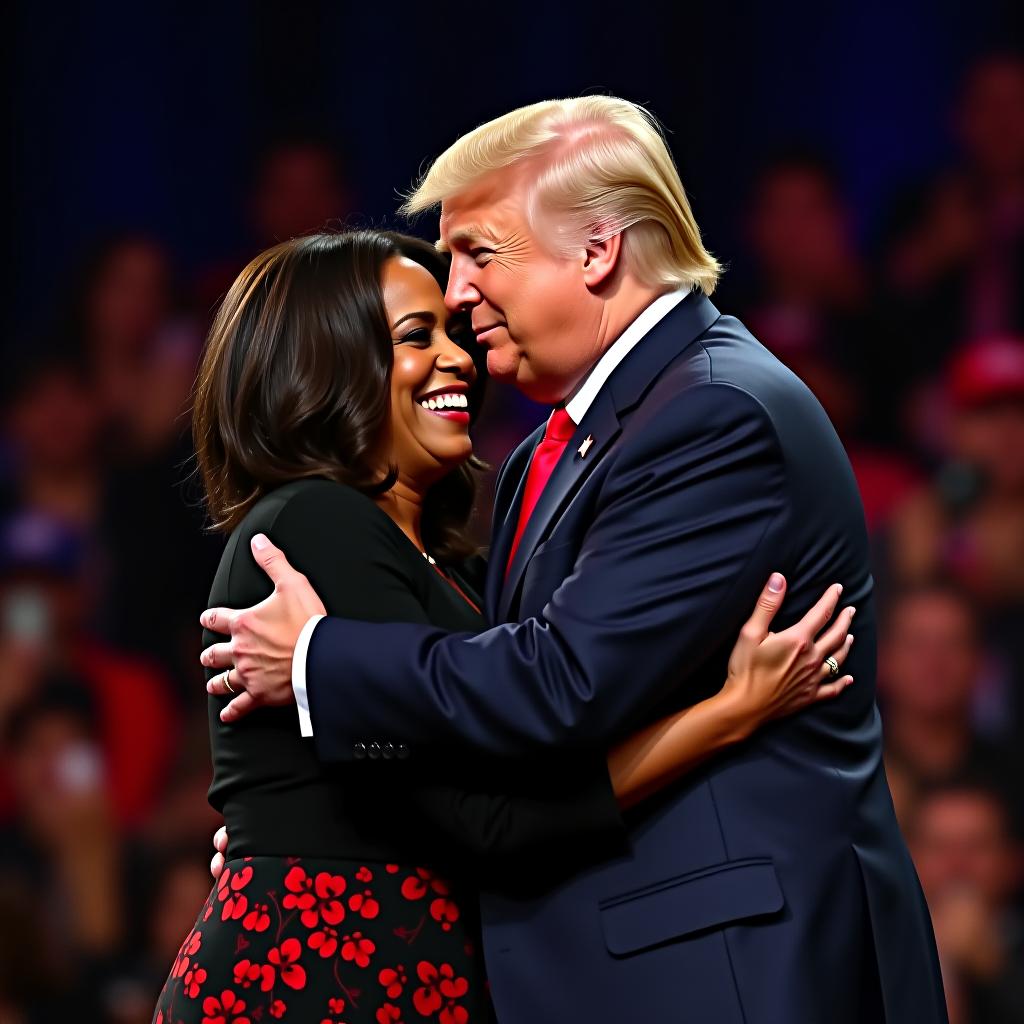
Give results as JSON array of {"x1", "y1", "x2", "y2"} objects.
[{"x1": 578, "y1": 435, "x2": 594, "y2": 459}]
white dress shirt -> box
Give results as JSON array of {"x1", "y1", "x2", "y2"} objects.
[{"x1": 292, "y1": 286, "x2": 690, "y2": 736}]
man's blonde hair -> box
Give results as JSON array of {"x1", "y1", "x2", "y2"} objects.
[{"x1": 402, "y1": 96, "x2": 721, "y2": 295}]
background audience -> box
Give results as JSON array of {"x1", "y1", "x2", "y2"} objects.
[{"x1": 3, "y1": 25, "x2": 1023, "y2": 1024}]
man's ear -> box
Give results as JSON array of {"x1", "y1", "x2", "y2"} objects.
[{"x1": 582, "y1": 231, "x2": 623, "y2": 290}]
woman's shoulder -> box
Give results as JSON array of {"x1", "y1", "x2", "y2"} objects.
[
  {"x1": 241, "y1": 478, "x2": 386, "y2": 532},
  {"x1": 211, "y1": 479, "x2": 419, "y2": 613},
  {"x1": 217, "y1": 479, "x2": 401, "y2": 576},
  {"x1": 228, "y1": 478, "x2": 407, "y2": 557}
]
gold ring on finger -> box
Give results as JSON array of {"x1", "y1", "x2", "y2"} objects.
[
  {"x1": 825, "y1": 656, "x2": 840, "y2": 678},
  {"x1": 224, "y1": 668, "x2": 236, "y2": 694}
]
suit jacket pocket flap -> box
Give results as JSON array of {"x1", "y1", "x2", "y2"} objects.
[{"x1": 599, "y1": 857, "x2": 784, "y2": 955}]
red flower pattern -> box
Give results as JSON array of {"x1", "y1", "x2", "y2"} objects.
[
  {"x1": 308, "y1": 924, "x2": 340, "y2": 958},
  {"x1": 232, "y1": 959, "x2": 274, "y2": 993},
  {"x1": 429, "y1": 896, "x2": 460, "y2": 932},
  {"x1": 242, "y1": 902, "x2": 271, "y2": 932},
  {"x1": 341, "y1": 931, "x2": 376, "y2": 968},
  {"x1": 268, "y1": 937, "x2": 307, "y2": 990},
  {"x1": 215, "y1": 865, "x2": 253, "y2": 923},
  {"x1": 413, "y1": 961, "x2": 468, "y2": 1021},
  {"x1": 184, "y1": 964, "x2": 208, "y2": 998},
  {"x1": 172, "y1": 928, "x2": 203, "y2": 978},
  {"x1": 378, "y1": 965, "x2": 408, "y2": 999},
  {"x1": 349, "y1": 889, "x2": 381, "y2": 920},
  {"x1": 283, "y1": 866, "x2": 347, "y2": 928},
  {"x1": 155, "y1": 858, "x2": 480, "y2": 1022},
  {"x1": 201, "y1": 989, "x2": 251, "y2": 1024}
]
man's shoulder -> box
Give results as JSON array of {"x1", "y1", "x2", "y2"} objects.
[{"x1": 650, "y1": 312, "x2": 821, "y2": 429}]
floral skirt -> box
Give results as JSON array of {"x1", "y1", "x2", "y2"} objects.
[{"x1": 153, "y1": 856, "x2": 492, "y2": 1024}]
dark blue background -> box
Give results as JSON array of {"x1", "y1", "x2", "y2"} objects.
[{"x1": 11, "y1": 0, "x2": 1020, "y2": 335}]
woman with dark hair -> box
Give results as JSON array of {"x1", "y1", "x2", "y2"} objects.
[{"x1": 153, "y1": 230, "x2": 854, "y2": 1023}]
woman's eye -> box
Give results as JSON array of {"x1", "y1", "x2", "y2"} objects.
[
  {"x1": 396, "y1": 328, "x2": 432, "y2": 345},
  {"x1": 470, "y1": 248, "x2": 494, "y2": 266}
]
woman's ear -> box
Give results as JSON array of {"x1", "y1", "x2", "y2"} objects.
[{"x1": 582, "y1": 230, "x2": 623, "y2": 290}]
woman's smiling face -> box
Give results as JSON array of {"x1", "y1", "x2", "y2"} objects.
[{"x1": 382, "y1": 255, "x2": 477, "y2": 488}]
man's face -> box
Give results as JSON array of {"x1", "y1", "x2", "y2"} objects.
[{"x1": 439, "y1": 168, "x2": 602, "y2": 405}]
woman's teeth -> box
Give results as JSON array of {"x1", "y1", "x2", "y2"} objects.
[{"x1": 420, "y1": 393, "x2": 469, "y2": 412}]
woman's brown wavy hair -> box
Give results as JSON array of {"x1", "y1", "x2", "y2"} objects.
[{"x1": 192, "y1": 230, "x2": 486, "y2": 561}]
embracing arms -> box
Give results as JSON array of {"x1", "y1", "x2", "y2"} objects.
[{"x1": 206, "y1": 386, "x2": 832, "y2": 760}]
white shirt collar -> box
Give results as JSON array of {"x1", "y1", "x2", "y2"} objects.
[{"x1": 563, "y1": 288, "x2": 690, "y2": 424}]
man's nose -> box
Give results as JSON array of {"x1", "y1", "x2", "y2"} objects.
[{"x1": 445, "y1": 266, "x2": 481, "y2": 313}]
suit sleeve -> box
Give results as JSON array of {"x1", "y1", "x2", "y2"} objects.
[
  {"x1": 306, "y1": 384, "x2": 791, "y2": 760},
  {"x1": 270, "y1": 484, "x2": 624, "y2": 860}
]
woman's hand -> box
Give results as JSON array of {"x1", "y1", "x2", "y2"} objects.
[
  {"x1": 723, "y1": 573, "x2": 854, "y2": 732},
  {"x1": 608, "y1": 572, "x2": 855, "y2": 810}
]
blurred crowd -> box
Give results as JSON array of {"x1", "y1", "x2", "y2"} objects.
[{"x1": 2, "y1": 55, "x2": 1024, "y2": 1024}]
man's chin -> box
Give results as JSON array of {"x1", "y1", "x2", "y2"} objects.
[{"x1": 485, "y1": 350, "x2": 520, "y2": 381}]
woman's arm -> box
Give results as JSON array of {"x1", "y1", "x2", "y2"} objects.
[
  {"x1": 609, "y1": 575, "x2": 855, "y2": 809},
  {"x1": 366, "y1": 573, "x2": 854, "y2": 862},
  {"x1": 210, "y1": 481, "x2": 852, "y2": 867}
]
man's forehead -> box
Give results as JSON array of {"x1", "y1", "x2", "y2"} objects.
[
  {"x1": 437, "y1": 218, "x2": 499, "y2": 251},
  {"x1": 438, "y1": 173, "x2": 527, "y2": 248}
]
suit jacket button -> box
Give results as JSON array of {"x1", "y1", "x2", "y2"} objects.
[
  {"x1": 396, "y1": 742, "x2": 411, "y2": 760},
  {"x1": 382, "y1": 742, "x2": 396, "y2": 760},
  {"x1": 368, "y1": 741, "x2": 382, "y2": 759},
  {"x1": 353, "y1": 742, "x2": 367, "y2": 760}
]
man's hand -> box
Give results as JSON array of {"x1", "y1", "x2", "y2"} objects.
[
  {"x1": 210, "y1": 825, "x2": 228, "y2": 880},
  {"x1": 202, "y1": 534, "x2": 326, "y2": 722}
]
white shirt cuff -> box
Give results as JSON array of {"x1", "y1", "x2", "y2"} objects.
[{"x1": 293, "y1": 614, "x2": 326, "y2": 737}]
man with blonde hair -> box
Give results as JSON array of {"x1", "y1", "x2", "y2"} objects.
[{"x1": 202, "y1": 97, "x2": 947, "y2": 1021}]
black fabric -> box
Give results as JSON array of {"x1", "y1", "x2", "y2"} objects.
[
  {"x1": 205, "y1": 478, "x2": 620, "y2": 871},
  {"x1": 153, "y1": 855, "x2": 493, "y2": 1023}
]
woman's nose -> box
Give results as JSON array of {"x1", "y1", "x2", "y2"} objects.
[{"x1": 436, "y1": 335, "x2": 476, "y2": 378}]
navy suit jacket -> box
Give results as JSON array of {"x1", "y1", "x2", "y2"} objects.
[{"x1": 304, "y1": 294, "x2": 946, "y2": 1023}]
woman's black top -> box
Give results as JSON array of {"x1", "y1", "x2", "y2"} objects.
[{"x1": 205, "y1": 479, "x2": 619, "y2": 873}]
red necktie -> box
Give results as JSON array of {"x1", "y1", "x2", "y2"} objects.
[{"x1": 505, "y1": 407, "x2": 576, "y2": 577}]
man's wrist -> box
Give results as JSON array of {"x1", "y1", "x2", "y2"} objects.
[{"x1": 293, "y1": 614, "x2": 325, "y2": 737}]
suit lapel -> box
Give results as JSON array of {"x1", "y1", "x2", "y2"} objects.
[
  {"x1": 498, "y1": 391, "x2": 621, "y2": 621},
  {"x1": 491, "y1": 292, "x2": 722, "y2": 622},
  {"x1": 485, "y1": 426, "x2": 542, "y2": 620}
]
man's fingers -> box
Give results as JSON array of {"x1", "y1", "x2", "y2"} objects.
[
  {"x1": 741, "y1": 573, "x2": 788, "y2": 643},
  {"x1": 797, "y1": 583, "x2": 844, "y2": 639},
  {"x1": 200, "y1": 607, "x2": 238, "y2": 632},
  {"x1": 214, "y1": 825, "x2": 228, "y2": 853},
  {"x1": 220, "y1": 690, "x2": 258, "y2": 723},
  {"x1": 202, "y1": 643, "x2": 235, "y2": 673},
  {"x1": 251, "y1": 533, "x2": 297, "y2": 587},
  {"x1": 814, "y1": 675, "x2": 854, "y2": 702}
]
